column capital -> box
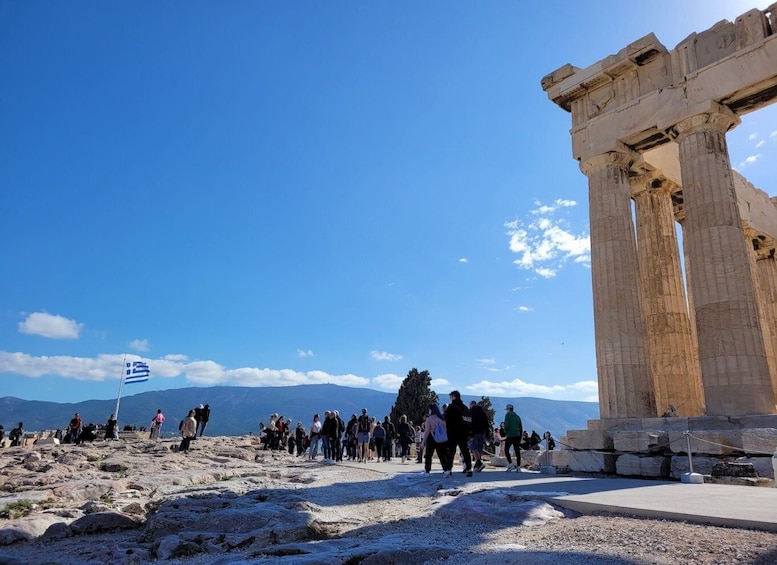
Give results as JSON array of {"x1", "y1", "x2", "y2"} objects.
[
  {"x1": 669, "y1": 104, "x2": 741, "y2": 143},
  {"x1": 579, "y1": 150, "x2": 634, "y2": 175}
]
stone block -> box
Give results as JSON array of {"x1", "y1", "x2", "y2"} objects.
[
  {"x1": 711, "y1": 462, "x2": 757, "y2": 478},
  {"x1": 566, "y1": 450, "x2": 617, "y2": 474},
  {"x1": 741, "y1": 415, "x2": 777, "y2": 429},
  {"x1": 35, "y1": 437, "x2": 60, "y2": 445},
  {"x1": 742, "y1": 428, "x2": 777, "y2": 455},
  {"x1": 612, "y1": 431, "x2": 669, "y2": 453},
  {"x1": 565, "y1": 429, "x2": 614, "y2": 450},
  {"x1": 639, "y1": 417, "x2": 690, "y2": 432},
  {"x1": 670, "y1": 455, "x2": 723, "y2": 479},
  {"x1": 668, "y1": 430, "x2": 743, "y2": 455},
  {"x1": 587, "y1": 418, "x2": 637, "y2": 431},
  {"x1": 735, "y1": 456, "x2": 774, "y2": 479},
  {"x1": 543, "y1": 450, "x2": 568, "y2": 468},
  {"x1": 616, "y1": 454, "x2": 670, "y2": 478},
  {"x1": 520, "y1": 449, "x2": 544, "y2": 468}
]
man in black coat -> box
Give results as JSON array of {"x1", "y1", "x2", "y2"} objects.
[
  {"x1": 468, "y1": 400, "x2": 489, "y2": 472},
  {"x1": 445, "y1": 390, "x2": 473, "y2": 477}
]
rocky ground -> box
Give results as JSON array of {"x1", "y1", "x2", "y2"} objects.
[{"x1": 0, "y1": 436, "x2": 776, "y2": 564}]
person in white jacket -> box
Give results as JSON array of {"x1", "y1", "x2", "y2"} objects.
[
  {"x1": 179, "y1": 410, "x2": 197, "y2": 453},
  {"x1": 422, "y1": 404, "x2": 452, "y2": 476}
]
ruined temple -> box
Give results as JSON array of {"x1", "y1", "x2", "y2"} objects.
[{"x1": 541, "y1": 5, "x2": 777, "y2": 478}]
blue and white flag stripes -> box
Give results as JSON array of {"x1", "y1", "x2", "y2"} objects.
[{"x1": 125, "y1": 361, "x2": 150, "y2": 384}]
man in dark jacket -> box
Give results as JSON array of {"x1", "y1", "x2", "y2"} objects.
[
  {"x1": 445, "y1": 390, "x2": 473, "y2": 476},
  {"x1": 468, "y1": 400, "x2": 489, "y2": 472}
]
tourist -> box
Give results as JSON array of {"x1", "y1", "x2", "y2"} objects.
[
  {"x1": 178, "y1": 410, "x2": 197, "y2": 453},
  {"x1": 445, "y1": 390, "x2": 473, "y2": 477},
  {"x1": 308, "y1": 414, "x2": 322, "y2": 460},
  {"x1": 357, "y1": 409, "x2": 371, "y2": 463},
  {"x1": 344, "y1": 413, "x2": 358, "y2": 460},
  {"x1": 320, "y1": 411, "x2": 333, "y2": 461},
  {"x1": 197, "y1": 404, "x2": 210, "y2": 437},
  {"x1": 266, "y1": 414, "x2": 278, "y2": 450},
  {"x1": 372, "y1": 420, "x2": 385, "y2": 460},
  {"x1": 382, "y1": 416, "x2": 395, "y2": 462},
  {"x1": 104, "y1": 414, "x2": 118, "y2": 441},
  {"x1": 333, "y1": 410, "x2": 345, "y2": 462},
  {"x1": 530, "y1": 430, "x2": 542, "y2": 450},
  {"x1": 295, "y1": 421, "x2": 306, "y2": 456},
  {"x1": 468, "y1": 400, "x2": 489, "y2": 472},
  {"x1": 67, "y1": 413, "x2": 82, "y2": 444},
  {"x1": 150, "y1": 409, "x2": 165, "y2": 440},
  {"x1": 9, "y1": 422, "x2": 23, "y2": 447},
  {"x1": 423, "y1": 404, "x2": 450, "y2": 475},
  {"x1": 543, "y1": 431, "x2": 556, "y2": 450},
  {"x1": 414, "y1": 421, "x2": 424, "y2": 463},
  {"x1": 503, "y1": 403, "x2": 523, "y2": 472},
  {"x1": 396, "y1": 415, "x2": 413, "y2": 463}
]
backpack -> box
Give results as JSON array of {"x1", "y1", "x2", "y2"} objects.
[{"x1": 431, "y1": 420, "x2": 447, "y2": 443}]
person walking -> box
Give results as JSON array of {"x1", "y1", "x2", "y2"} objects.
[
  {"x1": 308, "y1": 414, "x2": 322, "y2": 460},
  {"x1": 104, "y1": 414, "x2": 118, "y2": 441},
  {"x1": 445, "y1": 390, "x2": 473, "y2": 476},
  {"x1": 469, "y1": 400, "x2": 489, "y2": 472},
  {"x1": 503, "y1": 403, "x2": 523, "y2": 472},
  {"x1": 397, "y1": 415, "x2": 413, "y2": 463},
  {"x1": 422, "y1": 404, "x2": 451, "y2": 475},
  {"x1": 150, "y1": 409, "x2": 165, "y2": 440},
  {"x1": 68, "y1": 413, "x2": 82, "y2": 444},
  {"x1": 356, "y1": 409, "x2": 371, "y2": 463},
  {"x1": 178, "y1": 410, "x2": 197, "y2": 453}
]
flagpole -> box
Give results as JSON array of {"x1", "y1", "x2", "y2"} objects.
[{"x1": 115, "y1": 353, "x2": 127, "y2": 425}]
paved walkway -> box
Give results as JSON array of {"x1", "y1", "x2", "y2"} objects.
[{"x1": 335, "y1": 458, "x2": 777, "y2": 531}]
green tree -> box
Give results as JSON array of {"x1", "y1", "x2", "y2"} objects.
[
  {"x1": 479, "y1": 395, "x2": 496, "y2": 434},
  {"x1": 390, "y1": 368, "x2": 438, "y2": 427}
]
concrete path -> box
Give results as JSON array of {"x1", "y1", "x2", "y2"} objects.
[{"x1": 333, "y1": 457, "x2": 777, "y2": 532}]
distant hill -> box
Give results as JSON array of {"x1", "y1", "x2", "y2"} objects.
[{"x1": 0, "y1": 384, "x2": 598, "y2": 440}]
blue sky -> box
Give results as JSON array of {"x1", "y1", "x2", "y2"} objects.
[{"x1": 2, "y1": 1, "x2": 776, "y2": 404}]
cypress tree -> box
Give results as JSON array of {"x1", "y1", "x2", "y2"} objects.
[{"x1": 390, "y1": 368, "x2": 438, "y2": 427}]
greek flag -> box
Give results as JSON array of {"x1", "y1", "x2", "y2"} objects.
[{"x1": 125, "y1": 361, "x2": 150, "y2": 384}]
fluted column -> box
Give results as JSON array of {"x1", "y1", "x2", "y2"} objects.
[
  {"x1": 632, "y1": 176, "x2": 704, "y2": 416},
  {"x1": 672, "y1": 108, "x2": 775, "y2": 415},
  {"x1": 581, "y1": 152, "x2": 655, "y2": 418},
  {"x1": 752, "y1": 241, "x2": 777, "y2": 408}
]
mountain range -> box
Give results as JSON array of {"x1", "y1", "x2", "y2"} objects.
[{"x1": 0, "y1": 384, "x2": 599, "y2": 441}]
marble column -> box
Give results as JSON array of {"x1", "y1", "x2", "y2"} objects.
[
  {"x1": 581, "y1": 152, "x2": 655, "y2": 418},
  {"x1": 751, "y1": 239, "x2": 777, "y2": 408},
  {"x1": 632, "y1": 176, "x2": 704, "y2": 417},
  {"x1": 672, "y1": 109, "x2": 775, "y2": 416}
]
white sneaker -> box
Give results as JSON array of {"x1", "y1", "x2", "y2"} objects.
[
  {"x1": 507, "y1": 464, "x2": 516, "y2": 472},
  {"x1": 442, "y1": 470, "x2": 452, "y2": 478}
]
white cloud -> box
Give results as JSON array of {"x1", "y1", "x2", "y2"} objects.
[
  {"x1": 297, "y1": 349, "x2": 314, "y2": 358},
  {"x1": 464, "y1": 377, "x2": 598, "y2": 402},
  {"x1": 748, "y1": 133, "x2": 758, "y2": 141},
  {"x1": 130, "y1": 339, "x2": 150, "y2": 352},
  {"x1": 737, "y1": 154, "x2": 762, "y2": 168},
  {"x1": 506, "y1": 200, "x2": 590, "y2": 278},
  {"x1": 517, "y1": 306, "x2": 532, "y2": 312},
  {"x1": 373, "y1": 373, "x2": 403, "y2": 389},
  {"x1": 458, "y1": 258, "x2": 468, "y2": 263},
  {"x1": 770, "y1": 130, "x2": 777, "y2": 139},
  {"x1": 0, "y1": 351, "x2": 370, "y2": 388},
  {"x1": 756, "y1": 140, "x2": 766, "y2": 148},
  {"x1": 370, "y1": 350, "x2": 403, "y2": 362},
  {"x1": 477, "y1": 358, "x2": 496, "y2": 365},
  {"x1": 18, "y1": 312, "x2": 83, "y2": 340},
  {"x1": 430, "y1": 378, "x2": 450, "y2": 387}
]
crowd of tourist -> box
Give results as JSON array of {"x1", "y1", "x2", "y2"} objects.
[{"x1": 259, "y1": 390, "x2": 556, "y2": 477}]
